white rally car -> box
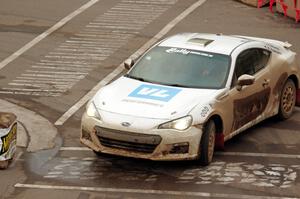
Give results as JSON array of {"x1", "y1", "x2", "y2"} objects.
[{"x1": 81, "y1": 33, "x2": 300, "y2": 165}]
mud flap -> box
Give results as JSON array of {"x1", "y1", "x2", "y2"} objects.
[
  {"x1": 215, "y1": 133, "x2": 224, "y2": 150},
  {"x1": 297, "y1": 89, "x2": 300, "y2": 106}
]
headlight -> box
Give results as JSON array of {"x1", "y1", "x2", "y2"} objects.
[
  {"x1": 158, "y1": 115, "x2": 193, "y2": 131},
  {"x1": 86, "y1": 101, "x2": 101, "y2": 119}
]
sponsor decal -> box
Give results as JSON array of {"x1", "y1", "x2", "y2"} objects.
[
  {"x1": 264, "y1": 44, "x2": 282, "y2": 54},
  {"x1": 0, "y1": 123, "x2": 17, "y2": 156},
  {"x1": 200, "y1": 105, "x2": 212, "y2": 118},
  {"x1": 128, "y1": 84, "x2": 181, "y2": 102},
  {"x1": 122, "y1": 99, "x2": 164, "y2": 107},
  {"x1": 121, "y1": 122, "x2": 131, "y2": 127},
  {"x1": 166, "y1": 47, "x2": 213, "y2": 57},
  {"x1": 232, "y1": 88, "x2": 271, "y2": 131}
]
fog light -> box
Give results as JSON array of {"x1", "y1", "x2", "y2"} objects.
[{"x1": 170, "y1": 142, "x2": 189, "y2": 154}]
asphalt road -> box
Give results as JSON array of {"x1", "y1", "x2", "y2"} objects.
[{"x1": 0, "y1": 0, "x2": 300, "y2": 198}]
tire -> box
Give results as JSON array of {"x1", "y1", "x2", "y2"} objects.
[
  {"x1": 93, "y1": 150, "x2": 102, "y2": 156},
  {"x1": 198, "y1": 120, "x2": 216, "y2": 166},
  {"x1": 278, "y1": 79, "x2": 296, "y2": 120}
]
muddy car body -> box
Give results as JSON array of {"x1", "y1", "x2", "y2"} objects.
[{"x1": 81, "y1": 33, "x2": 300, "y2": 165}]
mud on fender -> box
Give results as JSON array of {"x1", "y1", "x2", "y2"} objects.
[{"x1": 297, "y1": 89, "x2": 300, "y2": 106}]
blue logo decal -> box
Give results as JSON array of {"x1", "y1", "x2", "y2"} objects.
[{"x1": 128, "y1": 84, "x2": 181, "y2": 102}]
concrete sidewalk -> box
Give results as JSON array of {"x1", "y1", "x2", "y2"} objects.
[{"x1": 0, "y1": 99, "x2": 57, "y2": 152}]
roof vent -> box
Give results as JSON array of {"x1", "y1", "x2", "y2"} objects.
[{"x1": 187, "y1": 38, "x2": 213, "y2": 47}]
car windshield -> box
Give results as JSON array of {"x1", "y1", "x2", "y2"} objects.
[{"x1": 126, "y1": 46, "x2": 231, "y2": 89}]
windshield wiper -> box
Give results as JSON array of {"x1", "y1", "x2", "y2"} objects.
[
  {"x1": 163, "y1": 83, "x2": 190, "y2": 88},
  {"x1": 124, "y1": 74, "x2": 146, "y2": 82},
  {"x1": 124, "y1": 75, "x2": 190, "y2": 87}
]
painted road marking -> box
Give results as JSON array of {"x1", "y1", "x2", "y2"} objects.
[
  {"x1": 14, "y1": 183, "x2": 300, "y2": 199},
  {"x1": 54, "y1": 0, "x2": 207, "y2": 125},
  {"x1": 41, "y1": 156, "x2": 300, "y2": 189},
  {"x1": 215, "y1": 151, "x2": 300, "y2": 159},
  {"x1": 0, "y1": 0, "x2": 177, "y2": 97},
  {"x1": 59, "y1": 147, "x2": 300, "y2": 159},
  {"x1": 60, "y1": 147, "x2": 92, "y2": 151},
  {"x1": 0, "y1": 0, "x2": 100, "y2": 70},
  {"x1": 176, "y1": 161, "x2": 300, "y2": 188}
]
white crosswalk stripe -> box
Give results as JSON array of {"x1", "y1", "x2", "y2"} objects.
[{"x1": 0, "y1": 0, "x2": 177, "y2": 96}]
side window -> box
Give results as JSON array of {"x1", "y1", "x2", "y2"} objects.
[
  {"x1": 235, "y1": 49, "x2": 257, "y2": 78},
  {"x1": 232, "y1": 48, "x2": 271, "y2": 87},
  {"x1": 254, "y1": 49, "x2": 271, "y2": 73}
]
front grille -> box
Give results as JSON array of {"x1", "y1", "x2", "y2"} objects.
[
  {"x1": 99, "y1": 137, "x2": 158, "y2": 153},
  {"x1": 95, "y1": 126, "x2": 161, "y2": 154}
]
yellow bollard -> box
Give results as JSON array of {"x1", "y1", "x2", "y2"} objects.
[{"x1": 0, "y1": 113, "x2": 17, "y2": 169}]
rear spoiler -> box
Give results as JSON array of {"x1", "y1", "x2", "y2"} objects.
[
  {"x1": 283, "y1": 42, "x2": 292, "y2": 49},
  {"x1": 233, "y1": 35, "x2": 292, "y2": 49}
]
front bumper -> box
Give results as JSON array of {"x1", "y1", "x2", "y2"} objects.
[{"x1": 80, "y1": 112, "x2": 203, "y2": 161}]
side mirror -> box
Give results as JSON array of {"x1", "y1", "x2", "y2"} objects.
[
  {"x1": 236, "y1": 74, "x2": 255, "y2": 91},
  {"x1": 124, "y1": 59, "x2": 134, "y2": 70}
]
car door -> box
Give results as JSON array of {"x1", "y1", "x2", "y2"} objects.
[{"x1": 227, "y1": 48, "x2": 272, "y2": 133}]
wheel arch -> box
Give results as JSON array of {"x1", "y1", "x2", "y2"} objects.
[
  {"x1": 208, "y1": 114, "x2": 225, "y2": 150},
  {"x1": 288, "y1": 74, "x2": 299, "y2": 88},
  {"x1": 288, "y1": 74, "x2": 300, "y2": 106}
]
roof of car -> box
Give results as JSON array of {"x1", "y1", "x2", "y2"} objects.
[{"x1": 159, "y1": 33, "x2": 251, "y2": 55}]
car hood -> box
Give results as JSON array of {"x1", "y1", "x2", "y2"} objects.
[{"x1": 93, "y1": 77, "x2": 219, "y2": 119}]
